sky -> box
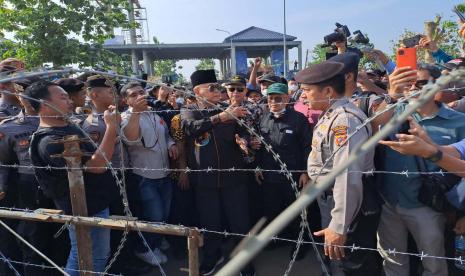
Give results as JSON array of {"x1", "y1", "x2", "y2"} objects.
[{"x1": 137, "y1": 0, "x2": 465, "y2": 77}]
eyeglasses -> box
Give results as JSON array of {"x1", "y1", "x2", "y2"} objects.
[
  {"x1": 227, "y1": 87, "x2": 245, "y2": 93},
  {"x1": 414, "y1": 80, "x2": 429, "y2": 89},
  {"x1": 207, "y1": 84, "x2": 221, "y2": 93},
  {"x1": 268, "y1": 96, "x2": 284, "y2": 103}
]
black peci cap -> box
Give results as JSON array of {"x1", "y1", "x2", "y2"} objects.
[{"x1": 190, "y1": 69, "x2": 217, "y2": 88}]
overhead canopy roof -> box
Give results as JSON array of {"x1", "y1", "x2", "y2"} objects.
[
  {"x1": 223, "y1": 26, "x2": 297, "y2": 43},
  {"x1": 103, "y1": 26, "x2": 301, "y2": 60},
  {"x1": 103, "y1": 41, "x2": 301, "y2": 60}
]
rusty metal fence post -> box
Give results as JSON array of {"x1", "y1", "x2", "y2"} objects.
[
  {"x1": 52, "y1": 135, "x2": 93, "y2": 276},
  {"x1": 187, "y1": 230, "x2": 202, "y2": 276}
]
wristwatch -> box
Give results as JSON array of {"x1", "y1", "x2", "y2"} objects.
[
  {"x1": 384, "y1": 94, "x2": 396, "y2": 104},
  {"x1": 426, "y1": 149, "x2": 443, "y2": 162}
]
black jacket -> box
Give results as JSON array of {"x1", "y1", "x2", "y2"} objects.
[
  {"x1": 181, "y1": 104, "x2": 247, "y2": 189},
  {"x1": 257, "y1": 108, "x2": 313, "y2": 184}
]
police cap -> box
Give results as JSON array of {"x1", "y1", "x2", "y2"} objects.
[
  {"x1": 295, "y1": 61, "x2": 345, "y2": 85},
  {"x1": 328, "y1": 52, "x2": 360, "y2": 74},
  {"x1": 86, "y1": 75, "x2": 115, "y2": 89},
  {"x1": 55, "y1": 78, "x2": 85, "y2": 94}
]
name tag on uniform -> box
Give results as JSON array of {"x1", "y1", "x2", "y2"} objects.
[
  {"x1": 285, "y1": 129, "x2": 293, "y2": 134},
  {"x1": 441, "y1": 135, "x2": 451, "y2": 139}
]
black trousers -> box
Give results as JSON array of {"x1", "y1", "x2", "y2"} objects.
[
  {"x1": 263, "y1": 181, "x2": 299, "y2": 238},
  {"x1": 16, "y1": 175, "x2": 68, "y2": 276},
  {"x1": 341, "y1": 212, "x2": 382, "y2": 276},
  {"x1": 195, "y1": 183, "x2": 250, "y2": 261},
  {"x1": 0, "y1": 190, "x2": 21, "y2": 276}
]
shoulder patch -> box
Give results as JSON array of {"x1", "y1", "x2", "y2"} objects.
[{"x1": 332, "y1": 125, "x2": 348, "y2": 147}]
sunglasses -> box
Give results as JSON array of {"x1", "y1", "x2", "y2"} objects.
[
  {"x1": 207, "y1": 84, "x2": 221, "y2": 93},
  {"x1": 227, "y1": 87, "x2": 245, "y2": 93},
  {"x1": 414, "y1": 80, "x2": 429, "y2": 89},
  {"x1": 268, "y1": 96, "x2": 284, "y2": 103}
]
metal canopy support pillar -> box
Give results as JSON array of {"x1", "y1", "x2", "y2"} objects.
[
  {"x1": 226, "y1": 58, "x2": 230, "y2": 78},
  {"x1": 143, "y1": 50, "x2": 151, "y2": 76},
  {"x1": 297, "y1": 42, "x2": 303, "y2": 70},
  {"x1": 231, "y1": 46, "x2": 236, "y2": 76},
  {"x1": 131, "y1": 50, "x2": 139, "y2": 76},
  {"x1": 220, "y1": 59, "x2": 225, "y2": 79}
]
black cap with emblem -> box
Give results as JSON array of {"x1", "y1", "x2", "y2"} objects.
[
  {"x1": 258, "y1": 73, "x2": 281, "y2": 84},
  {"x1": 190, "y1": 69, "x2": 217, "y2": 88},
  {"x1": 225, "y1": 75, "x2": 246, "y2": 86},
  {"x1": 86, "y1": 75, "x2": 115, "y2": 89},
  {"x1": 295, "y1": 61, "x2": 345, "y2": 85},
  {"x1": 55, "y1": 78, "x2": 85, "y2": 95}
]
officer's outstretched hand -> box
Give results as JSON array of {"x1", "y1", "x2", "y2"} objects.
[
  {"x1": 298, "y1": 173, "x2": 309, "y2": 188},
  {"x1": 314, "y1": 228, "x2": 347, "y2": 260}
]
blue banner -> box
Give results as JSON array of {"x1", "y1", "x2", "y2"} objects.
[
  {"x1": 271, "y1": 49, "x2": 284, "y2": 76},
  {"x1": 235, "y1": 50, "x2": 248, "y2": 76}
]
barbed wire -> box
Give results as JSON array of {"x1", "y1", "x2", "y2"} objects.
[
  {"x1": 0, "y1": 256, "x2": 122, "y2": 276},
  {"x1": 0, "y1": 219, "x2": 68, "y2": 275},
  {"x1": 1, "y1": 68, "x2": 324, "y2": 275},
  {"x1": 2, "y1": 68, "x2": 465, "y2": 275},
  {"x1": 1, "y1": 163, "x2": 464, "y2": 177},
  {"x1": 0, "y1": 70, "x2": 168, "y2": 276},
  {"x1": 0, "y1": 248, "x2": 22, "y2": 276},
  {"x1": 0, "y1": 205, "x2": 464, "y2": 269}
]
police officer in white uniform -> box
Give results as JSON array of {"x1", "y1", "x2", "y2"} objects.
[{"x1": 296, "y1": 61, "x2": 380, "y2": 275}]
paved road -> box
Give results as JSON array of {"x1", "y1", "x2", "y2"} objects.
[{"x1": 144, "y1": 243, "x2": 323, "y2": 276}]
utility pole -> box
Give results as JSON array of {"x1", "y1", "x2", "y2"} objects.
[
  {"x1": 52, "y1": 135, "x2": 93, "y2": 276},
  {"x1": 283, "y1": 0, "x2": 287, "y2": 77},
  {"x1": 127, "y1": 0, "x2": 139, "y2": 75}
]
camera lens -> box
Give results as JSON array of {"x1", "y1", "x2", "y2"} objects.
[{"x1": 398, "y1": 49, "x2": 405, "y2": 55}]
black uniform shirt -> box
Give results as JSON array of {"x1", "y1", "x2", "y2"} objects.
[
  {"x1": 257, "y1": 107, "x2": 312, "y2": 184},
  {"x1": 31, "y1": 124, "x2": 118, "y2": 215}
]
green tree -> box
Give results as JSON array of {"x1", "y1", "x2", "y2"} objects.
[
  {"x1": 0, "y1": 0, "x2": 131, "y2": 68},
  {"x1": 195, "y1": 59, "x2": 216, "y2": 70},
  {"x1": 390, "y1": 8, "x2": 465, "y2": 63},
  {"x1": 152, "y1": 36, "x2": 177, "y2": 77},
  {"x1": 308, "y1": 43, "x2": 327, "y2": 65}
]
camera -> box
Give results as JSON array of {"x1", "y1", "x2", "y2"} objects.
[
  {"x1": 146, "y1": 96, "x2": 162, "y2": 109},
  {"x1": 350, "y1": 30, "x2": 370, "y2": 44},
  {"x1": 324, "y1": 23, "x2": 351, "y2": 46}
]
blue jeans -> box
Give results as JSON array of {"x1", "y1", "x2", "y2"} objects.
[
  {"x1": 135, "y1": 176, "x2": 173, "y2": 252},
  {"x1": 65, "y1": 208, "x2": 110, "y2": 276}
]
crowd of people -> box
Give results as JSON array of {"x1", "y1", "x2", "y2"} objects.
[{"x1": 2, "y1": 19, "x2": 465, "y2": 276}]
